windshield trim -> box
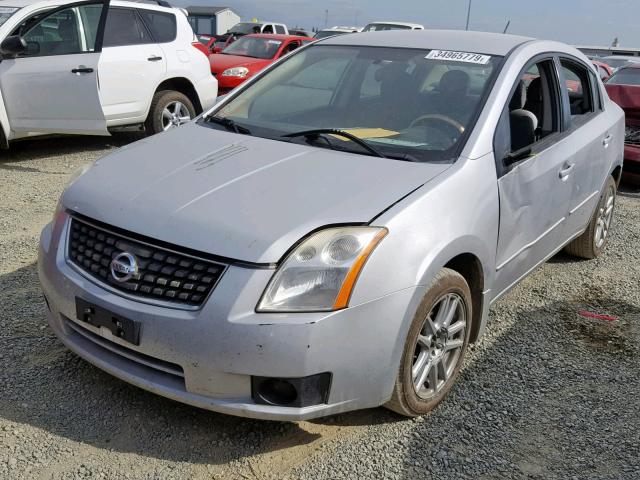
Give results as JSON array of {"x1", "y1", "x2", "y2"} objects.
[{"x1": 202, "y1": 44, "x2": 508, "y2": 164}]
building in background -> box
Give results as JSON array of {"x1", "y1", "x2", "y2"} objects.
[{"x1": 187, "y1": 6, "x2": 240, "y2": 35}]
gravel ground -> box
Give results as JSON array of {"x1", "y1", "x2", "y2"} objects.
[{"x1": 1, "y1": 135, "x2": 639, "y2": 480}]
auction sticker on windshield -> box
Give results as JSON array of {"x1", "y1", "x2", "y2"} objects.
[{"x1": 425, "y1": 50, "x2": 491, "y2": 64}]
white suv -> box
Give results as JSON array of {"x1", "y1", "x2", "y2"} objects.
[{"x1": 0, "y1": 0, "x2": 217, "y2": 147}]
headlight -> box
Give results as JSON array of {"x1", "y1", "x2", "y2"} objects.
[
  {"x1": 257, "y1": 227, "x2": 388, "y2": 312},
  {"x1": 222, "y1": 67, "x2": 249, "y2": 78}
]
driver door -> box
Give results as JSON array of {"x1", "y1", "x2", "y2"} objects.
[{"x1": 0, "y1": 0, "x2": 109, "y2": 135}]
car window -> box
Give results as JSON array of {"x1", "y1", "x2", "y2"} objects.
[
  {"x1": 275, "y1": 25, "x2": 285, "y2": 34},
  {"x1": 262, "y1": 24, "x2": 273, "y2": 34},
  {"x1": 213, "y1": 45, "x2": 503, "y2": 163},
  {"x1": 21, "y1": 3, "x2": 103, "y2": 56},
  {"x1": 223, "y1": 36, "x2": 282, "y2": 59},
  {"x1": 498, "y1": 59, "x2": 561, "y2": 157},
  {"x1": 280, "y1": 40, "x2": 300, "y2": 56},
  {"x1": 137, "y1": 10, "x2": 176, "y2": 43},
  {"x1": 560, "y1": 59, "x2": 594, "y2": 120},
  {"x1": 103, "y1": 8, "x2": 152, "y2": 47},
  {"x1": 606, "y1": 68, "x2": 640, "y2": 86}
]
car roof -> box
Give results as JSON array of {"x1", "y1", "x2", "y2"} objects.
[
  {"x1": 0, "y1": 0, "x2": 176, "y2": 11},
  {"x1": 245, "y1": 33, "x2": 311, "y2": 41},
  {"x1": 319, "y1": 29, "x2": 534, "y2": 57},
  {"x1": 366, "y1": 21, "x2": 424, "y2": 28}
]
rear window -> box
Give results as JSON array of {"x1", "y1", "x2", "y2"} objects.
[
  {"x1": 103, "y1": 8, "x2": 152, "y2": 47},
  {"x1": 138, "y1": 9, "x2": 176, "y2": 43}
]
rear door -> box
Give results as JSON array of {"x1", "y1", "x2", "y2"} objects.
[
  {"x1": 493, "y1": 57, "x2": 574, "y2": 297},
  {"x1": 97, "y1": 7, "x2": 167, "y2": 124},
  {"x1": 557, "y1": 57, "x2": 615, "y2": 238},
  {"x1": 0, "y1": 0, "x2": 109, "y2": 135}
]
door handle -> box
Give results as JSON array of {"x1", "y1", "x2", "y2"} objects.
[
  {"x1": 71, "y1": 67, "x2": 93, "y2": 74},
  {"x1": 603, "y1": 134, "x2": 612, "y2": 147},
  {"x1": 147, "y1": 55, "x2": 162, "y2": 62},
  {"x1": 559, "y1": 163, "x2": 575, "y2": 179}
]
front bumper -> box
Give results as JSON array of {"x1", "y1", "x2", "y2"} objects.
[{"x1": 38, "y1": 215, "x2": 419, "y2": 421}]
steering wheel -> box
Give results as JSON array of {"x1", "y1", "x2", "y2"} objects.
[{"x1": 408, "y1": 114, "x2": 466, "y2": 135}]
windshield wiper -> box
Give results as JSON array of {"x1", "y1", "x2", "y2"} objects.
[
  {"x1": 207, "y1": 116, "x2": 251, "y2": 135},
  {"x1": 282, "y1": 128, "x2": 386, "y2": 158}
]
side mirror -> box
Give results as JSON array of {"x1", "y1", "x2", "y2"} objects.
[{"x1": 0, "y1": 35, "x2": 27, "y2": 58}]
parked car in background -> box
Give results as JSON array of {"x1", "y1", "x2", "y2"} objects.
[
  {"x1": 212, "y1": 22, "x2": 290, "y2": 54},
  {"x1": 592, "y1": 60, "x2": 613, "y2": 81},
  {"x1": 40, "y1": 30, "x2": 623, "y2": 421},
  {"x1": 209, "y1": 33, "x2": 312, "y2": 93},
  {"x1": 192, "y1": 33, "x2": 216, "y2": 56},
  {"x1": 362, "y1": 21, "x2": 424, "y2": 31},
  {"x1": 0, "y1": 0, "x2": 217, "y2": 146},
  {"x1": 601, "y1": 55, "x2": 640, "y2": 72},
  {"x1": 196, "y1": 33, "x2": 216, "y2": 50},
  {"x1": 605, "y1": 64, "x2": 640, "y2": 182},
  {"x1": 289, "y1": 28, "x2": 311, "y2": 37},
  {"x1": 313, "y1": 26, "x2": 361, "y2": 39},
  {"x1": 227, "y1": 21, "x2": 288, "y2": 36}
]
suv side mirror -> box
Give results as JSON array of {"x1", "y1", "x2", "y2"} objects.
[{"x1": 0, "y1": 35, "x2": 27, "y2": 58}]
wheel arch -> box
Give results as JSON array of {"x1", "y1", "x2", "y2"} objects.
[
  {"x1": 443, "y1": 253, "x2": 485, "y2": 343},
  {"x1": 611, "y1": 164, "x2": 623, "y2": 187},
  {"x1": 154, "y1": 77, "x2": 203, "y2": 114}
]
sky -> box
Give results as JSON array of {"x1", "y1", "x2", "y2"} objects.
[{"x1": 175, "y1": 0, "x2": 640, "y2": 47}]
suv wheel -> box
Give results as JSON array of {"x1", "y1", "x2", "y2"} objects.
[
  {"x1": 565, "y1": 176, "x2": 617, "y2": 259},
  {"x1": 385, "y1": 268, "x2": 472, "y2": 417},
  {"x1": 145, "y1": 90, "x2": 196, "y2": 135}
]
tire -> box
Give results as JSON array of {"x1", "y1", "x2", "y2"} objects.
[
  {"x1": 144, "y1": 90, "x2": 196, "y2": 136},
  {"x1": 385, "y1": 268, "x2": 472, "y2": 417},
  {"x1": 564, "y1": 176, "x2": 617, "y2": 259}
]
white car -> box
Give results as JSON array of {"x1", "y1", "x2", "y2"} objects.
[
  {"x1": 227, "y1": 21, "x2": 288, "y2": 36},
  {"x1": 362, "y1": 21, "x2": 424, "y2": 31},
  {"x1": 0, "y1": 0, "x2": 217, "y2": 147}
]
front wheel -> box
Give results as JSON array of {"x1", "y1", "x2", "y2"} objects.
[
  {"x1": 385, "y1": 268, "x2": 472, "y2": 417},
  {"x1": 564, "y1": 176, "x2": 617, "y2": 259},
  {"x1": 145, "y1": 90, "x2": 196, "y2": 135}
]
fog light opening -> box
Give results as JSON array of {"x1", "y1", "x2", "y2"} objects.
[{"x1": 256, "y1": 378, "x2": 298, "y2": 406}]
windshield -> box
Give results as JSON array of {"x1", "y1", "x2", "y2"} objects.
[
  {"x1": 207, "y1": 45, "x2": 501, "y2": 163},
  {"x1": 314, "y1": 30, "x2": 349, "y2": 39},
  {"x1": 363, "y1": 23, "x2": 412, "y2": 31},
  {"x1": 0, "y1": 6, "x2": 19, "y2": 27},
  {"x1": 607, "y1": 69, "x2": 640, "y2": 86},
  {"x1": 228, "y1": 22, "x2": 262, "y2": 35},
  {"x1": 223, "y1": 36, "x2": 282, "y2": 59}
]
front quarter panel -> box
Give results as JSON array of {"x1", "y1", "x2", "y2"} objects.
[{"x1": 349, "y1": 153, "x2": 499, "y2": 335}]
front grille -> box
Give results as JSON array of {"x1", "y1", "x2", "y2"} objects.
[
  {"x1": 625, "y1": 126, "x2": 640, "y2": 146},
  {"x1": 67, "y1": 216, "x2": 226, "y2": 308}
]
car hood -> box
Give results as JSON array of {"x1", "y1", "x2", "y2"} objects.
[
  {"x1": 63, "y1": 123, "x2": 451, "y2": 264},
  {"x1": 209, "y1": 54, "x2": 270, "y2": 73}
]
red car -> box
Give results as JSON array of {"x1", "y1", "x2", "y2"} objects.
[
  {"x1": 605, "y1": 64, "x2": 640, "y2": 182},
  {"x1": 209, "y1": 34, "x2": 314, "y2": 93}
]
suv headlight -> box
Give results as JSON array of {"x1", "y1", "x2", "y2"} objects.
[
  {"x1": 222, "y1": 67, "x2": 249, "y2": 78},
  {"x1": 257, "y1": 227, "x2": 387, "y2": 312}
]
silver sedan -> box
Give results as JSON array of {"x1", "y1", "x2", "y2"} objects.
[{"x1": 39, "y1": 30, "x2": 624, "y2": 420}]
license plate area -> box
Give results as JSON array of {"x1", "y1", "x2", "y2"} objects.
[{"x1": 75, "y1": 297, "x2": 141, "y2": 345}]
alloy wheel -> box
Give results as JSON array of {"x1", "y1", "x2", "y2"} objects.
[
  {"x1": 162, "y1": 101, "x2": 191, "y2": 131},
  {"x1": 595, "y1": 184, "x2": 615, "y2": 249},
  {"x1": 411, "y1": 293, "x2": 467, "y2": 400}
]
